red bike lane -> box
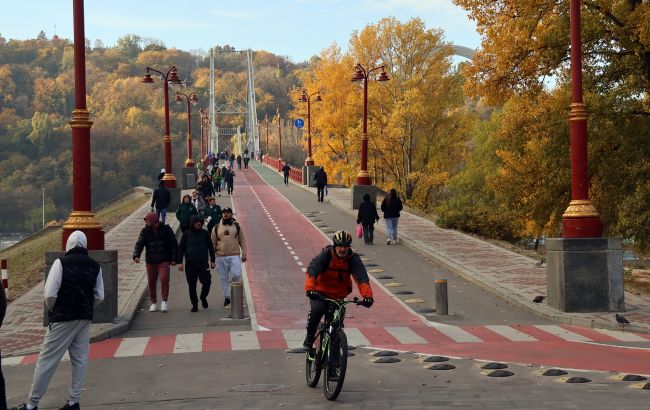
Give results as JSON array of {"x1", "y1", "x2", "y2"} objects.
[{"x1": 232, "y1": 167, "x2": 425, "y2": 331}]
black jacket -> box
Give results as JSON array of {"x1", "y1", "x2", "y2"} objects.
[
  {"x1": 381, "y1": 196, "x2": 403, "y2": 219},
  {"x1": 282, "y1": 164, "x2": 291, "y2": 175},
  {"x1": 314, "y1": 169, "x2": 327, "y2": 186},
  {"x1": 49, "y1": 247, "x2": 100, "y2": 323},
  {"x1": 357, "y1": 201, "x2": 379, "y2": 225},
  {"x1": 178, "y1": 226, "x2": 216, "y2": 264},
  {"x1": 151, "y1": 186, "x2": 171, "y2": 209},
  {"x1": 133, "y1": 224, "x2": 179, "y2": 264}
]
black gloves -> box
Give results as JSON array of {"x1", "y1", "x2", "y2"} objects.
[
  {"x1": 360, "y1": 297, "x2": 374, "y2": 308},
  {"x1": 306, "y1": 290, "x2": 320, "y2": 300}
]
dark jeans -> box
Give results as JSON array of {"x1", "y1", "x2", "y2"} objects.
[
  {"x1": 0, "y1": 352, "x2": 6, "y2": 410},
  {"x1": 284, "y1": 174, "x2": 289, "y2": 185},
  {"x1": 185, "y1": 262, "x2": 212, "y2": 307},
  {"x1": 306, "y1": 299, "x2": 334, "y2": 342},
  {"x1": 362, "y1": 223, "x2": 375, "y2": 244},
  {"x1": 155, "y1": 207, "x2": 167, "y2": 224},
  {"x1": 227, "y1": 183, "x2": 234, "y2": 195}
]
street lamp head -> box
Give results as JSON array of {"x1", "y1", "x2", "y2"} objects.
[
  {"x1": 142, "y1": 72, "x2": 154, "y2": 84},
  {"x1": 175, "y1": 93, "x2": 183, "y2": 104},
  {"x1": 377, "y1": 67, "x2": 390, "y2": 82},
  {"x1": 299, "y1": 90, "x2": 308, "y2": 103},
  {"x1": 351, "y1": 65, "x2": 365, "y2": 82},
  {"x1": 315, "y1": 93, "x2": 323, "y2": 102},
  {"x1": 190, "y1": 92, "x2": 198, "y2": 106},
  {"x1": 168, "y1": 66, "x2": 181, "y2": 84}
]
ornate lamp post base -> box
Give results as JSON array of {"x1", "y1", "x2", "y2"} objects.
[
  {"x1": 562, "y1": 199, "x2": 603, "y2": 237},
  {"x1": 62, "y1": 211, "x2": 105, "y2": 250},
  {"x1": 184, "y1": 158, "x2": 196, "y2": 167},
  {"x1": 162, "y1": 173, "x2": 177, "y2": 188},
  {"x1": 305, "y1": 156, "x2": 315, "y2": 166},
  {"x1": 355, "y1": 170, "x2": 372, "y2": 186}
]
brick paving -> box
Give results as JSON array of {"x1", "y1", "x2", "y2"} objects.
[
  {"x1": 319, "y1": 185, "x2": 650, "y2": 333},
  {"x1": 0, "y1": 201, "x2": 179, "y2": 357}
]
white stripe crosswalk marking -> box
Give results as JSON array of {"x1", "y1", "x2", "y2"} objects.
[
  {"x1": 115, "y1": 337, "x2": 149, "y2": 357},
  {"x1": 2, "y1": 356, "x2": 24, "y2": 366},
  {"x1": 173, "y1": 333, "x2": 203, "y2": 354},
  {"x1": 593, "y1": 328, "x2": 649, "y2": 342},
  {"x1": 486, "y1": 325, "x2": 538, "y2": 342},
  {"x1": 230, "y1": 331, "x2": 260, "y2": 350},
  {"x1": 282, "y1": 329, "x2": 306, "y2": 348},
  {"x1": 345, "y1": 328, "x2": 371, "y2": 346},
  {"x1": 534, "y1": 325, "x2": 592, "y2": 342},
  {"x1": 385, "y1": 327, "x2": 427, "y2": 344},
  {"x1": 430, "y1": 324, "x2": 482, "y2": 343}
]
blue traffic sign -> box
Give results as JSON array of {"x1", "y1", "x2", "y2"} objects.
[{"x1": 294, "y1": 118, "x2": 305, "y2": 129}]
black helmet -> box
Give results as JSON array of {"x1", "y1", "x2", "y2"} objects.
[{"x1": 332, "y1": 230, "x2": 352, "y2": 247}]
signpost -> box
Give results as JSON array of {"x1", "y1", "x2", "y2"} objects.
[{"x1": 294, "y1": 118, "x2": 304, "y2": 129}]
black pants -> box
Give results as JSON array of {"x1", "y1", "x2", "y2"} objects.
[
  {"x1": 0, "y1": 352, "x2": 6, "y2": 410},
  {"x1": 306, "y1": 299, "x2": 335, "y2": 342},
  {"x1": 185, "y1": 262, "x2": 212, "y2": 307},
  {"x1": 284, "y1": 174, "x2": 289, "y2": 185},
  {"x1": 316, "y1": 185, "x2": 325, "y2": 202},
  {"x1": 227, "y1": 182, "x2": 234, "y2": 195},
  {"x1": 237, "y1": 162, "x2": 242, "y2": 170},
  {"x1": 244, "y1": 160, "x2": 249, "y2": 169},
  {"x1": 362, "y1": 223, "x2": 375, "y2": 244}
]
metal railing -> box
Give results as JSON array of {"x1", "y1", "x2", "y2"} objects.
[{"x1": 264, "y1": 156, "x2": 303, "y2": 183}]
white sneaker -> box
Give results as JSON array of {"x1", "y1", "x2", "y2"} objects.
[
  {"x1": 394, "y1": 238, "x2": 399, "y2": 244},
  {"x1": 161, "y1": 301, "x2": 169, "y2": 312},
  {"x1": 149, "y1": 303, "x2": 157, "y2": 312},
  {"x1": 386, "y1": 239, "x2": 391, "y2": 245}
]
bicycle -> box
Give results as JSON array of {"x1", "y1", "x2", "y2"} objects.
[{"x1": 305, "y1": 295, "x2": 362, "y2": 400}]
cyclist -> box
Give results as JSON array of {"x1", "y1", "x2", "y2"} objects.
[{"x1": 303, "y1": 230, "x2": 374, "y2": 349}]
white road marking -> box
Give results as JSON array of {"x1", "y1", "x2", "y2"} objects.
[
  {"x1": 592, "y1": 328, "x2": 649, "y2": 342},
  {"x1": 345, "y1": 328, "x2": 371, "y2": 346},
  {"x1": 115, "y1": 337, "x2": 149, "y2": 357},
  {"x1": 282, "y1": 329, "x2": 306, "y2": 348},
  {"x1": 385, "y1": 327, "x2": 427, "y2": 344},
  {"x1": 230, "y1": 331, "x2": 260, "y2": 350},
  {"x1": 534, "y1": 325, "x2": 593, "y2": 342},
  {"x1": 486, "y1": 325, "x2": 538, "y2": 342},
  {"x1": 429, "y1": 324, "x2": 482, "y2": 343},
  {"x1": 174, "y1": 333, "x2": 203, "y2": 353}
]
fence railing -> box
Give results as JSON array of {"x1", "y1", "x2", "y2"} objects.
[{"x1": 264, "y1": 155, "x2": 303, "y2": 184}]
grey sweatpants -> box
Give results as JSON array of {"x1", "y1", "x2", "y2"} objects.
[
  {"x1": 216, "y1": 255, "x2": 242, "y2": 298},
  {"x1": 27, "y1": 320, "x2": 91, "y2": 406}
]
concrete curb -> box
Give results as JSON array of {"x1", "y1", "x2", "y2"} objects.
[{"x1": 257, "y1": 162, "x2": 650, "y2": 334}]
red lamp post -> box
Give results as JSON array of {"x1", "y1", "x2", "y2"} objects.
[
  {"x1": 298, "y1": 90, "x2": 322, "y2": 166},
  {"x1": 142, "y1": 65, "x2": 182, "y2": 188},
  {"x1": 265, "y1": 113, "x2": 269, "y2": 164},
  {"x1": 62, "y1": 0, "x2": 104, "y2": 250},
  {"x1": 561, "y1": 0, "x2": 603, "y2": 237},
  {"x1": 351, "y1": 63, "x2": 390, "y2": 185},
  {"x1": 276, "y1": 106, "x2": 283, "y2": 171},
  {"x1": 199, "y1": 108, "x2": 208, "y2": 161},
  {"x1": 176, "y1": 90, "x2": 198, "y2": 167}
]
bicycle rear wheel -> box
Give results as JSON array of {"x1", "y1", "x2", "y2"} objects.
[
  {"x1": 305, "y1": 332, "x2": 323, "y2": 387},
  {"x1": 324, "y1": 329, "x2": 348, "y2": 400}
]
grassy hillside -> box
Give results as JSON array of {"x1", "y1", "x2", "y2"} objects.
[{"x1": 0, "y1": 191, "x2": 149, "y2": 301}]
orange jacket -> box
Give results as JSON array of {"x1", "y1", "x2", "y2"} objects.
[{"x1": 304, "y1": 246, "x2": 373, "y2": 299}]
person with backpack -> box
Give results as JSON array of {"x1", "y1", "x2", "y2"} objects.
[
  {"x1": 151, "y1": 180, "x2": 171, "y2": 224},
  {"x1": 211, "y1": 207, "x2": 247, "y2": 308},
  {"x1": 176, "y1": 194, "x2": 198, "y2": 233},
  {"x1": 380, "y1": 188, "x2": 404, "y2": 245},
  {"x1": 357, "y1": 193, "x2": 380, "y2": 245},
  {"x1": 177, "y1": 216, "x2": 216, "y2": 312}
]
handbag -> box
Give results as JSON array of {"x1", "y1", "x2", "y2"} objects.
[{"x1": 356, "y1": 223, "x2": 363, "y2": 238}]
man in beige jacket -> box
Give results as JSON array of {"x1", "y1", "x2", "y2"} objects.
[{"x1": 210, "y1": 207, "x2": 247, "y2": 307}]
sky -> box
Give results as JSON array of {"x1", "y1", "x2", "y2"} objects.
[{"x1": 2, "y1": 0, "x2": 480, "y2": 62}]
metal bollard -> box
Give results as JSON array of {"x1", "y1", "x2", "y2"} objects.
[
  {"x1": 435, "y1": 279, "x2": 448, "y2": 315},
  {"x1": 231, "y1": 281, "x2": 245, "y2": 319}
]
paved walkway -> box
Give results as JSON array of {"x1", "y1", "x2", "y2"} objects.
[
  {"x1": 0, "y1": 200, "x2": 180, "y2": 357},
  {"x1": 262, "y1": 162, "x2": 650, "y2": 334}
]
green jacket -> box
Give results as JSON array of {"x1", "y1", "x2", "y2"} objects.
[
  {"x1": 204, "y1": 204, "x2": 222, "y2": 226},
  {"x1": 176, "y1": 203, "x2": 198, "y2": 227}
]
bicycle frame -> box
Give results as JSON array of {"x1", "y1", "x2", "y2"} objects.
[{"x1": 311, "y1": 298, "x2": 357, "y2": 363}]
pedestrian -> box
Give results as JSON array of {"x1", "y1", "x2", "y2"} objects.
[
  {"x1": 380, "y1": 188, "x2": 403, "y2": 245},
  {"x1": 225, "y1": 168, "x2": 235, "y2": 196},
  {"x1": 211, "y1": 207, "x2": 247, "y2": 307},
  {"x1": 229, "y1": 153, "x2": 235, "y2": 169},
  {"x1": 212, "y1": 168, "x2": 222, "y2": 197},
  {"x1": 313, "y1": 167, "x2": 328, "y2": 202},
  {"x1": 221, "y1": 165, "x2": 228, "y2": 191},
  {"x1": 1, "y1": 267, "x2": 7, "y2": 410},
  {"x1": 200, "y1": 175, "x2": 214, "y2": 199},
  {"x1": 203, "y1": 197, "x2": 222, "y2": 235},
  {"x1": 177, "y1": 216, "x2": 216, "y2": 312},
  {"x1": 176, "y1": 194, "x2": 198, "y2": 233},
  {"x1": 357, "y1": 193, "x2": 379, "y2": 245},
  {"x1": 236, "y1": 154, "x2": 242, "y2": 170},
  {"x1": 157, "y1": 168, "x2": 166, "y2": 182},
  {"x1": 243, "y1": 153, "x2": 249, "y2": 169},
  {"x1": 191, "y1": 190, "x2": 206, "y2": 216},
  {"x1": 197, "y1": 160, "x2": 205, "y2": 174},
  {"x1": 151, "y1": 180, "x2": 171, "y2": 224},
  {"x1": 12, "y1": 231, "x2": 104, "y2": 410},
  {"x1": 133, "y1": 212, "x2": 178, "y2": 313},
  {"x1": 282, "y1": 163, "x2": 291, "y2": 186}
]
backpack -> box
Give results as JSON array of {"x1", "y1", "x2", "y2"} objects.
[{"x1": 215, "y1": 221, "x2": 240, "y2": 240}]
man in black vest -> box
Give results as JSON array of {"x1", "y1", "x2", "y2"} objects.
[{"x1": 12, "y1": 231, "x2": 104, "y2": 410}]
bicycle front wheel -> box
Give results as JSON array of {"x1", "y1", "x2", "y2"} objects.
[
  {"x1": 306, "y1": 333, "x2": 323, "y2": 387},
  {"x1": 324, "y1": 329, "x2": 348, "y2": 400}
]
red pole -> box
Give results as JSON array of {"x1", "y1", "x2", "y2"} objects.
[
  {"x1": 265, "y1": 114, "x2": 269, "y2": 164},
  {"x1": 305, "y1": 97, "x2": 314, "y2": 166},
  {"x1": 181, "y1": 93, "x2": 195, "y2": 167},
  {"x1": 562, "y1": 0, "x2": 603, "y2": 237},
  {"x1": 357, "y1": 74, "x2": 371, "y2": 185},
  {"x1": 62, "y1": 0, "x2": 104, "y2": 250},
  {"x1": 277, "y1": 106, "x2": 283, "y2": 171},
  {"x1": 162, "y1": 73, "x2": 176, "y2": 187}
]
